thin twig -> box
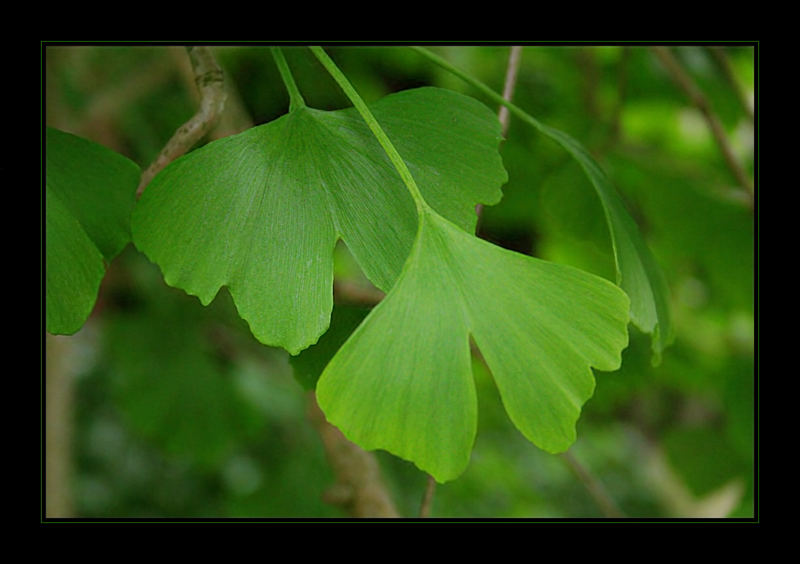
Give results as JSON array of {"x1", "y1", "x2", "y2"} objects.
[
  {"x1": 651, "y1": 46, "x2": 754, "y2": 201},
  {"x1": 561, "y1": 450, "x2": 625, "y2": 518},
  {"x1": 708, "y1": 46, "x2": 754, "y2": 123},
  {"x1": 498, "y1": 46, "x2": 524, "y2": 138},
  {"x1": 136, "y1": 46, "x2": 227, "y2": 198},
  {"x1": 333, "y1": 280, "x2": 385, "y2": 306},
  {"x1": 477, "y1": 46, "x2": 523, "y2": 228},
  {"x1": 419, "y1": 474, "x2": 437, "y2": 518}
]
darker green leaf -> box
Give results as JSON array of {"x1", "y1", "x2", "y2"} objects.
[{"x1": 45, "y1": 127, "x2": 140, "y2": 334}]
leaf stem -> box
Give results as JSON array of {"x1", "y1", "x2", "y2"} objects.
[
  {"x1": 310, "y1": 46, "x2": 428, "y2": 217},
  {"x1": 651, "y1": 46, "x2": 754, "y2": 201},
  {"x1": 271, "y1": 48, "x2": 306, "y2": 112}
]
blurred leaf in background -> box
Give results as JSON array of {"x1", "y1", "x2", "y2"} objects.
[{"x1": 44, "y1": 43, "x2": 756, "y2": 519}]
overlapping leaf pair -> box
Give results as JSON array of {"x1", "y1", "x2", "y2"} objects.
[
  {"x1": 46, "y1": 49, "x2": 670, "y2": 482},
  {"x1": 131, "y1": 84, "x2": 630, "y2": 481}
]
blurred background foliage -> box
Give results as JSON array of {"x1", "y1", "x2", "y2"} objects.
[{"x1": 44, "y1": 43, "x2": 756, "y2": 519}]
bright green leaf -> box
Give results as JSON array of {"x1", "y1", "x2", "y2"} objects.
[
  {"x1": 316, "y1": 210, "x2": 630, "y2": 482},
  {"x1": 45, "y1": 127, "x2": 140, "y2": 334},
  {"x1": 132, "y1": 87, "x2": 506, "y2": 355},
  {"x1": 411, "y1": 47, "x2": 674, "y2": 361}
]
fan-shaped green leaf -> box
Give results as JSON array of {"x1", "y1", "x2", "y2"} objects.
[
  {"x1": 411, "y1": 47, "x2": 674, "y2": 361},
  {"x1": 316, "y1": 209, "x2": 630, "y2": 482},
  {"x1": 45, "y1": 127, "x2": 140, "y2": 334},
  {"x1": 131, "y1": 87, "x2": 506, "y2": 354}
]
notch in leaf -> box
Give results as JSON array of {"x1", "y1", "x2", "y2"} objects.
[
  {"x1": 311, "y1": 47, "x2": 631, "y2": 483},
  {"x1": 316, "y1": 208, "x2": 630, "y2": 482}
]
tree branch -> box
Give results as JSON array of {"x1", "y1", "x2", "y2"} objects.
[
  {"x1": 708, "y1": 46, "x2": 754, "y2": 123},
  {"x1": 477, "y1": 45, "x2": 523, "y2": 228},
  {"x1": 651, "y1": 46, "x2": 754, "y2": 202},
  {"x1": 45, "y1": 334, "x2": 76, "y2": 517},
  {"x1": 333, "y1": 280, "x2": 385, "y2": 306},
  {"x1": 419, "y1": 474, "x2": 437, "y2": 518},
  {"x1": 498, "y1": 46, "x2": 523, "y2": 138},
  {"x1": 136, "y1": 46, "x2": 227, "y2": 198},
  {"x1": 306, "y1": 392, "x2": 400, "y2": 518}
]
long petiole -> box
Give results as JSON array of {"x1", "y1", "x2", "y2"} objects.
[
  {"x1": 309, "y1": 46, "x2": 428, "y2": 217},
  {"x1": 271, "y1": 48, "x2": 306, "y2": 112}
]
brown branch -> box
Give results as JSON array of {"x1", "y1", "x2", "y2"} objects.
[
  {"x1": 209, "y1": 76, "x2": 256, "y2": 140},
  {"x1": 45, "y1": 334, "x2": 76, "y2": 517},
  {"x1": 306, "y1": 392, "x2": 400, "y2": 518},
  {"x1": 136, "y1": 46, "x2": 227, "y2": 198},
  {"x1": 708, "y1": 46, "x2": 754, "y2": 123},
  {"x1": 651, "y1": 46, "x2": 754, "y2": 202},
  {"x1": 333, "y1": 280, "x2": 385, "y2": 306},
  {"x1": 497, "y1": 46, "x2": 523, "y2": 138},
  {"x1": 419, "y1": 474, "x2": 437, "y2": 518},
  {"x1": 477, "y1": 46, "x2": 523, "y2": 228}
]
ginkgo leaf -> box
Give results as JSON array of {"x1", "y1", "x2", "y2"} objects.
[
  {"x1": 316, "y1": 209, "x2": 630, "y2": 483},
  {"x1": 410, "y1": 47, "x2": 674, "y2": 361},
  {"x1": 45, "y1": 127, "x2": 140, "y2": 335},
  {"x1": 131, "y1": 87, "x2": 506, "y2": 354},
  {"x1": 46, "y1": 192, "x2": 105, "y2": 334}
]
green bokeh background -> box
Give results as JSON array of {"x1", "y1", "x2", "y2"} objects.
[{"x1": 44, "y1": 43, "x2": 756, "y2": 519}]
